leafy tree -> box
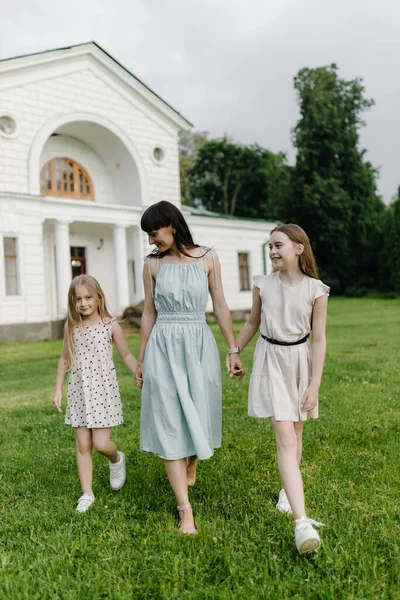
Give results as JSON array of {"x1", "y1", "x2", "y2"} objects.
[
  {"x1": 179, "y1": 131, "x2": 208, "y2": 205},
  {"x1": 261, "y1": 151, "x2": 293, "y2": 221},
  {"x1": 379, "y1": 190, "x2": 400, "y2": 292},
  {"x1": 291, "y1": 64, "x2": 385, "y2": 292},
  {"x1": 188, "y1": 138, "x2": 291, "y2": 219},
  {"x1": 188, "y1": 138, "x2": 254, "y2": 216}
]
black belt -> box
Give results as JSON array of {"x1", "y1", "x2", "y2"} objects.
[{"x1": 261, "y1": 333, "x2": 310, "y2": 346}]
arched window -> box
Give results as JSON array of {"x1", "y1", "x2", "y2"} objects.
[{"x1": 40, "y1": 158, "x2": 94, "y2": 200}]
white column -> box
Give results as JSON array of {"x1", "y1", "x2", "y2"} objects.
[
  {"x1": 113, "y1": 224, "x2": 130, "y2": 314},
  {"x1": 55, "y1": 220, "x2": 71, "y2": 318}
]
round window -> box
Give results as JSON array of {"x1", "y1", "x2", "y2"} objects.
[
  {"x1": 0, "y1": 115, "x2": 17, "y2": 137},
  {"x1": 153, "y1": 147, "x2": 165, "y2": 163}
]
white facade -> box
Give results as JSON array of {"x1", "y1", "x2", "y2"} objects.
[{"x1": 0, "y1": 42, "x2": 274, "y2": 342}]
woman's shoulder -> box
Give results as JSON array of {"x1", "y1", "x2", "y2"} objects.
[
  {"x1": 145, "y1": 252, "x2": 161, "y2": 262},
  {"x1": 200, "y1": 246, "x2": 218, "y2": 266},
  {"x1": 199, "y1": 245, "x2": 215, "y2": 256}
]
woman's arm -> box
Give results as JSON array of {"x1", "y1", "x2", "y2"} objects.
[
  {"x1": 53, "y1": 330, "x2": 69, "y2": 413},
  {"x1": 301, "y1": 293, "x2": 328, "y2": 411},
  {"x1": 207, "y1": 251, "x2": 244, "y2": 378},
  {"x1": 111, "y1": 321, "x2": 138, "y2": 374},
  {"x1": 135, "y1": 260, "x2": 157, "y2": 386},
  {"x1": 235, "y1": 285, "x2": 262, "y2": 352}
]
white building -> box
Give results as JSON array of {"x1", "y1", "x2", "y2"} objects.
[{"x1": 0, "y1": 42, "x2": 274, "y2": 342}]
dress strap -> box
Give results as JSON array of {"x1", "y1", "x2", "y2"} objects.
[
  {"x1": 209, "y1": 249, "x2": 218, "y2": 289},
  {"x1": 200, "y1": 246, "x2": 218, "y2": 289},
  {"x1": 199, "y1": 246, "x2": 207, "y2": 274},
  {"x1": 148, "y1": 255, "x2": 162, "y2": 298},
  {"x1": 147, "y1": 258, "x2": 154, "y2": 298}
]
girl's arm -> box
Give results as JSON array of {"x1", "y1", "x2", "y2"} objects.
[
  {"x1": 111, "y1": 321, "x2": 138, "y2": 374},
  {"x1": 135, "y1": 260, "x2": 157, "y2": 386},
  {"x1": 301, "y1": 294, "x2": 328, "y2": 411},
  {"x1": 207, "y1": 251, "x2": 244, "y2": 378},
  {"x1": 235, "y1": 285, "x2": 262, "y2": 352},
  {"x1": 53, "y1": 330, "x2": 69, "y2": 413}
]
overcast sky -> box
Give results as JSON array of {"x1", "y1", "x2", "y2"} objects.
[{"x1": 1, "y1": 0, "x2": 399, "y2": 202}]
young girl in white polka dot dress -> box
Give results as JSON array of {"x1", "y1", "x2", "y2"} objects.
[
  {"x1": 53, "y1": 275, "x2": 139, "y2": 513},
  {"x1": 235, "y1": 224, "x2": 329, "y2": 555}
]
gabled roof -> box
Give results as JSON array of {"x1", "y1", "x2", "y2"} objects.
[{"x1": 0, "y1": 41, "x2": 192, "y2": 129}]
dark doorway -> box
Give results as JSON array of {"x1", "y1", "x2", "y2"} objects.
[{"x1": 70, "y1": 247, "x2": 87, "y2": 278}]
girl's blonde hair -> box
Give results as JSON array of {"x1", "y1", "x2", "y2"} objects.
[
  {"x1": 271, "y1": 223, "x2": 319, "y2": 279},
  {"x1": 66, "y1": 275, "x2": 112, "y2": 370}
]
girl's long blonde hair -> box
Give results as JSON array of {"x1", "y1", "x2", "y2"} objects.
[
  {"x1": 271, "y1": 223, "x2": 319, "y2": 279},
  {"x1": 66, "y1": 275, "x2": 112, "y2": 370}
]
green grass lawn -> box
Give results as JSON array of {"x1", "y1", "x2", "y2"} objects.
[{"x1": 1, "y1": 297, "x2": 400, "y2": 600}]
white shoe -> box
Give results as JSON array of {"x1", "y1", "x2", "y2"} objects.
[
  {"x1": 110, "y1": 451, "x2": 126, "y2": 491},
  {"x1": 276, "y1": 489, "x2": 292, "y2": 514},
  {"x1": 295, "y1": 516, "x2": 325, "y2": 554},
  {"x1": 76, "y1": 493, "x2": 95, "y2": 513}
]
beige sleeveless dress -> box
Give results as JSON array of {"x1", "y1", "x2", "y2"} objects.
[
  {"x1": 248, "y1": 272, "x2": 330, "y2": 422},
  {"x1": 65, "y1": 318, "x2": 123, "y2": 429}
]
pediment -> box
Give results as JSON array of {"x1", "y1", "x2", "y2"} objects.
[{"x1": 0, "y1": 42, "x2": 191, "y2": 131}]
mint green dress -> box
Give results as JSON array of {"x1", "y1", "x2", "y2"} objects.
[{"x1": 140, "y1": 253, "x2": 222, "y2": 461}]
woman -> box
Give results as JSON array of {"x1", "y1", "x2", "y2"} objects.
[{"x1": 135, "y1": 201, "x2": 243, "y2": 534}]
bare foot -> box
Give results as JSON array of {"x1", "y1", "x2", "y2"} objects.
[
  {"x1": 186, "y1": 456, "x2": 198, "y2": 487},
  {"x1": 177, "y1": 503, "x2": 197, "y2": 535}
]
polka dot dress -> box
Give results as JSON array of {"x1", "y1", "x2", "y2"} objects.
[{"x1": 65, "y1": 318, "x2": 123, "y2": 429}]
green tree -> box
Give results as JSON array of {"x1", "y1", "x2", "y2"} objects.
[
  {"x1": 188, "y1": 138, "x2": 291, "y2": 219},
  {"x1": 261, "y1": 150, "x2": 293, "y2": 221},
  {"x1": 291, "y1": 64, "x2": 385, "y2": 291},
  {"x1": 379, "y1": 190, "x2": 400, "y2": 292},
  {"x1": 179, "y1": 131, "x2": 208, "y2": 205}
]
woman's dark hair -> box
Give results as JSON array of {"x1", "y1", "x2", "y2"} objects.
[{"x1": 141, "y1": 200, "x2": 201, "y2": 258}]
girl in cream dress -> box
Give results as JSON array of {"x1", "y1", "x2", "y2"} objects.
[{"x1": 235, "y1": 224, "x2": 329, "y2": 555}]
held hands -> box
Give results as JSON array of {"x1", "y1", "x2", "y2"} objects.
[
  {"x1": 53, "y1": 390, "x2": 63, "y2": 413},
  {"x1": 135, "y1": 361, "x2": 144, "y2": 389},
  {"x1": 301, "y1": 384, "x2": 319, "y2": 412},
  {"x1": 226, "y1": 353, "x2": 245, "y2": 380}
]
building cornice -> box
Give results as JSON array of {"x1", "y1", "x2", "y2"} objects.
[
  {"x1": 0, "y1": 193, "x2": 276, "y2": 233},
  {"x1": 185, "y1": 213, "x2": 275, "y2": 232},
  {"x1": 0, "y1": 192, "x2": 143, "y2": 226},
  {"x1": 0, "y1": 42, "x2": 192, "y2": 132}
]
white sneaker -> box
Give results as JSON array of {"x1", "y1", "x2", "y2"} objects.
[
  {"x1": 76, "y1": 493, "x2": 95, "y2": 513},
  {"x1": 276, "y1": 489, "x2": 292, "y2": 514},
  {"x1": 110, "y1": 450, "x2": 126, "y2": 491},
  {"x1": 295, "y1": 516, "x2": 325, "y2": 554}
]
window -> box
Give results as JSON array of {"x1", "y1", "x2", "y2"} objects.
[
  {"x1": 40, "y1": 158, "x2": 94, "y2": 200},
  {"x1": 0, "y1": 115, "x2": 17, "y2": 138},
  {"x1": 152, "y1": 146, "x2": 166, "y2": 165},
  {"x1": 238, "y1": 252, "x2": 250, "y2": 291},
  {"x1": 153, "y1": 147, "x2": 164, "y2": 162},
  {"x1": 70, "y1": 247, "x2": 87, "y2": 278},
  {"x1": 3, "y1": 237, "x2": 19, "y2": 295}
]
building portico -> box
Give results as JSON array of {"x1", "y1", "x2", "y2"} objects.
[
  {"x1": 0, "y1": 190, "x2": 148, "y2": 338},
  {"x1": 44, "y1": 205, "x2": 147, "y2": 320}
]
